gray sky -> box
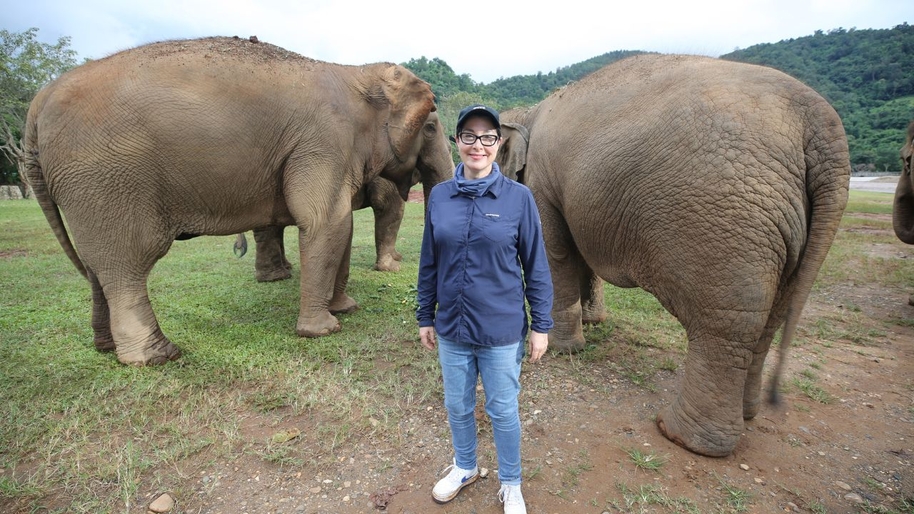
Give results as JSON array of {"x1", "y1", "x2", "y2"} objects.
[{"x1": 5, "y1": 0, "x2": 910, "y2": 84}]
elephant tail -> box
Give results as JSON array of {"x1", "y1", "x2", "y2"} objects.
[
  {"x1": 767, "y1": 104, "x2": 851, "y2": 405},
  {"x1": 23, "y1": 104, "x2": 89, "y2": 280},
  {"x1": 233, "y1": 233, "x2": 249, "y2": 258}
]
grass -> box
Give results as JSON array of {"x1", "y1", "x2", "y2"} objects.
[
  {"x1": 1, "y1": 189, "x2": 912, "y2": 512},
  {"x1": 625, "y1": 447, "x2": 667, "y2": 473}
]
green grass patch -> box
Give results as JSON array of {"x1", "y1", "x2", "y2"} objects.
[{"x1": 1, "y1": 187, "x2": 911, "y2": 511}]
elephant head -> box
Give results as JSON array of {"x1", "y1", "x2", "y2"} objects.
[
  {"x1": 893, "y1": 120, "x2": 914, "y2": 244},
  {"x1": 377, "y1": 67, "x2": 453, "y2": 204}
]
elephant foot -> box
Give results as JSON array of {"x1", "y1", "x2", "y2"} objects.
[
  {"x1": 581, "y1": 310, "x2": 607, "y2": 325},
  {"x1": 94, "y1": 335, "x2": 116, "y2": 352},
  {"x1": 256, "y1": 267, "x2": 292, "y2": 282},
  {"x1": 329, "y1": 294, "x2": 359, "y2": 315},
  {"x1": 549, "y1": 333, "x2": 587, "y2": 353},
  {"x1": 116, "y1": 337, "x2": 182, "y2": 366},
  {"x1": 296, "y1": 311, "x2": 342, "y2": 338},
  {"x1": 656, "y1": 405, "x2": 739, "y2": 457},
  {"x1": 743, "y1": 398, "x2": 761, "y2": 420},
  {"x1": 373, "y1": 257, "x2": 401, "y2": 272}
]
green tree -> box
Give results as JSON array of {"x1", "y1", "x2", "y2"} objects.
[{"x1": 0, "y1": 27, "x2": 78, "y2": 186}]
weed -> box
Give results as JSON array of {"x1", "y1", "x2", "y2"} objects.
[
  {"x1": 625, "y1": 447, "x2": 667, "y2": 472},
  {"x1": 790, "y1": 377, "x2": 834, "y2": 404},
  {"x1": 715, "y1": 473, "x2": 752, "y2": 512}
]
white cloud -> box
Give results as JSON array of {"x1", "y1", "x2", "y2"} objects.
[{"x1": 4, "y1": 0, "x2": 909, "y2": 83}]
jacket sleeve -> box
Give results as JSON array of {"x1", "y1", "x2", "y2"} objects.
[
  {"x1": 517, "y1": 188, "x2": 554, "y2": 333},
  {"x1": 415, "y1": 197, "x2": 438, "y2": 327}
]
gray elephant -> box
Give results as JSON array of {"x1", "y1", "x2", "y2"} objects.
[
  {"x1": 235, "y1": 170, "x2": 421, "y2": 282},
  {"x1": 495, "y1": 54, "x2": 850, "y2": 457},
  {"x1": 893, "y1": 120, "x2": 914, "y2": 244},
  {"x1": 24, "y1": 36, "x2": 454, "y2": 366}
]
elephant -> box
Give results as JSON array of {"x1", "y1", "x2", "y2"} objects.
[
  {"x1": 495, "y1": 54, "x2": 850, "y2": 457},
  {"x1": 23, "y1": 36, "x2": 454, "y2": 366},
  {"x1": 893, "y1": 120, "x2": 914, "y2": 244},
  {"x1": 234, "y1": 170, "x2": 421, "y2": 282}
]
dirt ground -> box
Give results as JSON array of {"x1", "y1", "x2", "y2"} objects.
[{"x1": 146, "y1": 188, "x2": 913, "y2": 514}]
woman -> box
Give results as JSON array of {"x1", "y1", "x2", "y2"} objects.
[{"x1": 416, "y1": 104, "x2": 553, "y2": 514}]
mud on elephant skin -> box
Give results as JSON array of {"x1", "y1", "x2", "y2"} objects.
[
  {"x1": 234, "y1": 170, "x2": 423, "y2": 282},
  {"x1": 24, "y1": 36, "x2": 454, "y2": 366},
  {"x1": 496, "y1": 54, "x2": 851, "y2": 457}
]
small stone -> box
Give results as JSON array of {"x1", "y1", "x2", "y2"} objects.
[
  {"x1": 309, "y1": 486, "x2": 322, "y2": 494},
  {"x1": 739, "y1": 463, "x2": 750, "y2": 471},
  {"x1": 835, "y1": 480, "x2": 852, "y2": 490},
  {"x1": 844, "y1": 492, "x2": 864, "y2": 503},
  {"x1": 479, "y1": 467, "x2": 489, "y2": 478},
  {"x1": 787, "y1": 501, "x2": 800, "y2": 511},
  {"x1": 148, "y1": 493, "x2": 175, "y2": 513}
]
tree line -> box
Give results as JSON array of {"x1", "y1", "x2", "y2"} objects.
[
  {"x1": 2, "y1": 23, "x2": 911, "y2": 186},
  {"x1": 405, "y1": 23, "x2": 913, "y2": 173}
]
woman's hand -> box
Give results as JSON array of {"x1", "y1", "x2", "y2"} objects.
[
  {"x1": 420, "y1": 326, "x2": 437, "y2": 351},
  {"x1": 528, "y1": 331, "x2": 548, "y2": 362}
]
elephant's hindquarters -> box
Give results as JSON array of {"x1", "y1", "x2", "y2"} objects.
[{"x1": 526, "y1": 56, "x2": 850, "y2": 455}]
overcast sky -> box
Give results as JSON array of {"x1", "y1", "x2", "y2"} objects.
[{"x1": 5, "y1": 0, "x2": 910, "y2": 84}]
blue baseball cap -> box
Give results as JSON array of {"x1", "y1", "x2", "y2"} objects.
[{"x1": 456, "y1": 104, "x2": 500, "y2": 133}]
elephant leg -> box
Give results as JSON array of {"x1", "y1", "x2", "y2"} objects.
[
  {"x1": 370, "y1": 180, "x2": 406, "y2": 272},
  {"x1": 84, "y1": 238, "x2": 181, "y2": 366},
  {"x1": 294, "y1": 208, "x2": 352, "y2": 338},
  {"x1": 581, "y1": 273, "x2": 606, "y2": 325},
  {"x1": 540, "y1": 202, "x2": 587, "y2": 352},
  {"x1": 254, "y1": 226, "x2": 292, "y2": 282},
  {"x1": 743, "y1": 300, "x2": 789, "y2": 419},
  {"x1": 656, "y1": 308, "x2": 767, "y2": 457},
  {"x1": 88, "y1": 271, "x2": 115, "y2": 352},
  {"x1": 330, "y1": 216, "x2": 358, "y2": 314}
]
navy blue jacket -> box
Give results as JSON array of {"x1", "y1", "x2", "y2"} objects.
[{"x1": 416, "y1": 164, "x2": 554, "y2": 346}]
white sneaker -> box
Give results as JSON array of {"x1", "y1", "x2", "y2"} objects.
[
  {"x1": 498, "y1": 484, "x2": 527, "y2": 514},
  {"x1": 431, "y1": 459, "x2": 478, "y2": 503}
]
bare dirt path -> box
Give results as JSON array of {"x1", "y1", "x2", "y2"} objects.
[{"x1": 170, "y1": 206, "x2": 913, "y2": 514}]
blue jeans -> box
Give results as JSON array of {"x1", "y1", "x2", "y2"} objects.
[{"x1": 437, "y1": 337, "x2": 524, "y2": 485}]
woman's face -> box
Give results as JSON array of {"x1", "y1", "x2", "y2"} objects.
[{"x1": 456, "y1": 115, "x2": 500, "y2": 178}]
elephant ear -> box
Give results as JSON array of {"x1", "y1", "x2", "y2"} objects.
[
  {"x1": 497, "y1": 122, "x2": 530, "y2": 183},
  {"x1": 381, "y1": 65, "x2": 436, "y2": 161}
]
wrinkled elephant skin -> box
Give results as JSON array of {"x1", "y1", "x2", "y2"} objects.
[
  {"x1": 24, "y1": 37, "x2": 454, "y2": 366},
  {"x1": 239, "y1": 169, "x2": 422, "y2": 281},
  {"x1": 496, "y1": 54, "x2": 850, "y2": 457}
]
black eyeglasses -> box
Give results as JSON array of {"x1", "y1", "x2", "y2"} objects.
[{"x1": 457, "y1": 132, "x2": 499, "y2": 147}]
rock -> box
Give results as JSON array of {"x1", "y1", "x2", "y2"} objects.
[
  {"x1": 148, "y1": 492, "x2": 175, "y2": 513},
  {"x1": 835, "y1": 480, "x2": 852, "y2": 490},
  {"x1": 844, "y1": 492, "x2": 864, "y2": 503},
  {"x1": 739, "y1": 463, "x2": 750, "y2": 471}
]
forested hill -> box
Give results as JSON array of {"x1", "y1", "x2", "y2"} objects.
[
  {"x1": 722, "y1": 23, "x2": 913, "y2": 172},
  {"x1": 404, "y1": 22, "x2": 913, "y2": 172}
]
